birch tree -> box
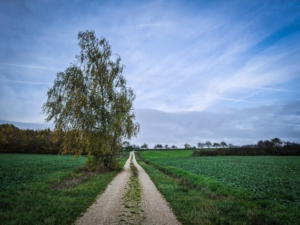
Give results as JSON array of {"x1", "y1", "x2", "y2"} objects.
[{"x1": 42, "y1": 30, "x2": 139, "y2": 169}]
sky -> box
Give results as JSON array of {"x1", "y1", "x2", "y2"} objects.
[{"x1": 0, "y1": 0, "x2": 299, "y2": 147}]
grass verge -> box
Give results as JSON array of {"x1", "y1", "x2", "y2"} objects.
[
  {"x1": 136, "y1": 153, "x2": 299, "y2": 225},
  {"x1": 119, "y1": 154, "x2": 142, "y2": 224},
  {"x1": 0, "y1": 152, "x2": 129, "y2": 225}
]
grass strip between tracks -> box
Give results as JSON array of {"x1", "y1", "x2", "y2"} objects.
[{"x1": 119, "y1": 155, "x2": 142, "y2": 224}]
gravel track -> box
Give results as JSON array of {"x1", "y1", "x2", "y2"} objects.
[
  {"x1": 132, "y1": 152, "x2": 180, "y2": 225},
  {"x1": 76, "y1": 151, "x2": 180, "y2": 225}
]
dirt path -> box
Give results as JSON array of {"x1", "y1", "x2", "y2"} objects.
[
  {"x1": 75, "y1": 151, "x2": 180, "y2": 225},
  {"x1": 132, "y1": 152, "x2": 180, "y2": 225}
]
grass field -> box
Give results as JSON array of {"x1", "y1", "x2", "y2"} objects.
[
  {"x1": 138, "y1": 151, "x2": 300, "y2": 224},
  {"x1": 0, "y1": 154, "x2": 86, "y2": 191},
  {"x1": 0, "y1": 153, "x2": 129, "y2": 225},
  {"x1": 137, "y1": 150, "x2": 193, "y2": 159}
]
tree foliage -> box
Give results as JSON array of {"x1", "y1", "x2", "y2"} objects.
[
  {"x1": 154, "y1": 144, "x2": 163, "y2": 149},
  {"x1": 141, "y1": 143, "x2": 148, "y2": 149},
  {"x1": 0, "y1": 124, "x2": 61, "y2": 154},
  {"x1": 193, "y1": 138, "x2": 300, "y2": 157},
  {"x1": 184, "y1": 143, "x2": 192, "y2": 149},
  {"x1": 205, "y1": 141, "x2": 212, "y2": 148},
  {"x1": 42, "y1": 30, "x2": 139, "y2": 169}
]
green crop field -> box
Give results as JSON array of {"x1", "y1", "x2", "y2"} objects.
[
  {"x1": 151, "y1": 156, "x2": 300, "y2": 203},
  {"x1": 137, "y1": 150, "x2": 193, "y2": 159},
  {"x1": 138, "y1": 151, "x2": 300, "y2": 224},
  {"x1": 0, "y1": 153, "x2": 128, "y2": 225},
  {"x1": 0, "y1": 154, "x2": 86, "y2": 191}
]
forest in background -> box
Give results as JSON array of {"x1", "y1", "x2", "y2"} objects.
[
  {"x1": 0, "y1": 123, "x2": 299, "y2": 155},
  {"x1": 0, "y1": 124, "x2": 61, "y2": 154}
]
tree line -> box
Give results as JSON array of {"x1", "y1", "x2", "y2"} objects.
[
  {"x1": 193, "y1": 138, "x2": 300, "y2": 156},
  {"x1": 1, "y1": 123, "x2": 298, "y2": 157},
  {"x1": 123, "y1": 138, "x2": 300, "y2": 156},
  {"x1": 123, "y1": 141, "x2": 232, "y2": 150},
  {"x1": 0, "y1": 124, "x2": 62, "y2": 154}
]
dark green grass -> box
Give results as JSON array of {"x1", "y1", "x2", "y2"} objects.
[
  {"x1": 138, "y1": 160, "x2": 266, "y2": 224},
  {"x1": 0, "y1": 152, "x2": 129, "y2": 225},
  {"x1": 0, "y1": 154, "x2": 86, "y2": 191},
  {"x1": 149, "y1": 156, "x2": 300, "y2": 204},
  {"x1": 138, "y1": 152, "x2": 300, "y2": 224}
]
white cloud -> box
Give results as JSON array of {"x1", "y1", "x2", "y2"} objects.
[{"x1": 131, "y1": 102, "x2": 300, "y2": 147}]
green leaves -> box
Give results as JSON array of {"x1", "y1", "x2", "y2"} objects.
[{"x1": 42, "y1": 31, "x2": 139, "y2": 169}]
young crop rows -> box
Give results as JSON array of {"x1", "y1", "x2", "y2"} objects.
[
  {"x1": 0, "y1": 154, "x2": 85, "y2": 191},
  {"x1": 152, "y1": 156, "x2": 300, "y2": 205}
]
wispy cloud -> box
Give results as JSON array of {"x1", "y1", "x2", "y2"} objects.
[
  {"x1": 0, "y1": 63, "x2": 60, "y2": 71},
  {"x1": 234, "y1": 85, "x2": 300, "y2": 93},
  {"x1": 0, "y1": 78, "x2": 52, "y2": 85}
]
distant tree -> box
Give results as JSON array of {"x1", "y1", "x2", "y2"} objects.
[
  {"x1": 131, "y1": 145, "x2": 140, "y2": 150},
  {"x1": 205, "y1": 141, "x2": 212, "y2": 148},
  {"x1": 197, "y1": 142, "x2": 205, "y2": 148},
  {"x1": 164, "y1": 144, "x2": 169, "y2": 149},
  {"x1": 141, "y1": 143, "x2": 148, "y2": 149},
  {"x1": 213, "y1": 142, "x2": 220, "y2": 148},
  {"x1": 220, "y1": 141, "x2": 227, "y2": 148},
  {"x1": 184, "y1": 143, "x2": 191, "y2": 149},
  {"x1": 171, "y1": 145, "x2": 177, "y2": 149},
  {"x1": 122, "y1": 141, "x2": 130, "y2": 149},
  {"x1": 257, "y1": 140, "x2": 273, "y2": 149},
  {"x1": 42, "y1": 30, "x2": 139, "y2": 169},
  {"x1": 154, "y1": 144, "x2": 163, "y2": 149},
  {"x1": 126, "y1": 145, "x2": 134, "y2": 150},
  {"x1": 257, "y1": 140, "x2": 264, "y2": 149},
  {"x1": 271, "y1": 137, "x2": 282, "y2": 147},
  {"x1": 228, "y1": 143, "x2": 234, "y2": 148}
]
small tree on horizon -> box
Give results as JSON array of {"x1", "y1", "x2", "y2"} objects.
[
  {"x1": 205, "y1": 141, "x2": 212, "y2": 148},
  {"x1": 154, "y1": 144, "x2": 163, "y2": 149},
  {"x1": 213, "y1": 142, "x2": 220, "y2": 148},
  {"x1": 141, "y1": 143, "x2": 148, "y2": 149},
  {"x1": 123, "y1": 141, "x2": 130, "y2": 149},
  {"x1": 271, "y1": 137, "x2": 282, "y2": 147},
  {"x1": 184, "y1": 143, "x2": 191, "y2": 149},
  {"x1": 197, "y1": 142, "x2": 205, "y2": 148},
  {"x1": 220, "y1": 141, "x2": 228, "y2": 148}
]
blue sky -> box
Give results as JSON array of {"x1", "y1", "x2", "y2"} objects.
[{"x1": 0, "y1": 0, "x2": 299, "y2": 147}]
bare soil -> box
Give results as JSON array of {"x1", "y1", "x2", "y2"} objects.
[{"x1": 75, "y1": 151, "x2": 180, "y2": 225}]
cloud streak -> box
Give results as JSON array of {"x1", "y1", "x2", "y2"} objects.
[
  {"x1": 0, "y1": 63, "x2": 60, "y2": 71},
  {"x1": 0, "y1": 79, "x2": 52, "y2": 85}
]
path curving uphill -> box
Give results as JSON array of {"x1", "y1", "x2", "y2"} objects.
[{"x1": 76, "y1": 151, "x2": 180, "y2": 225}]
